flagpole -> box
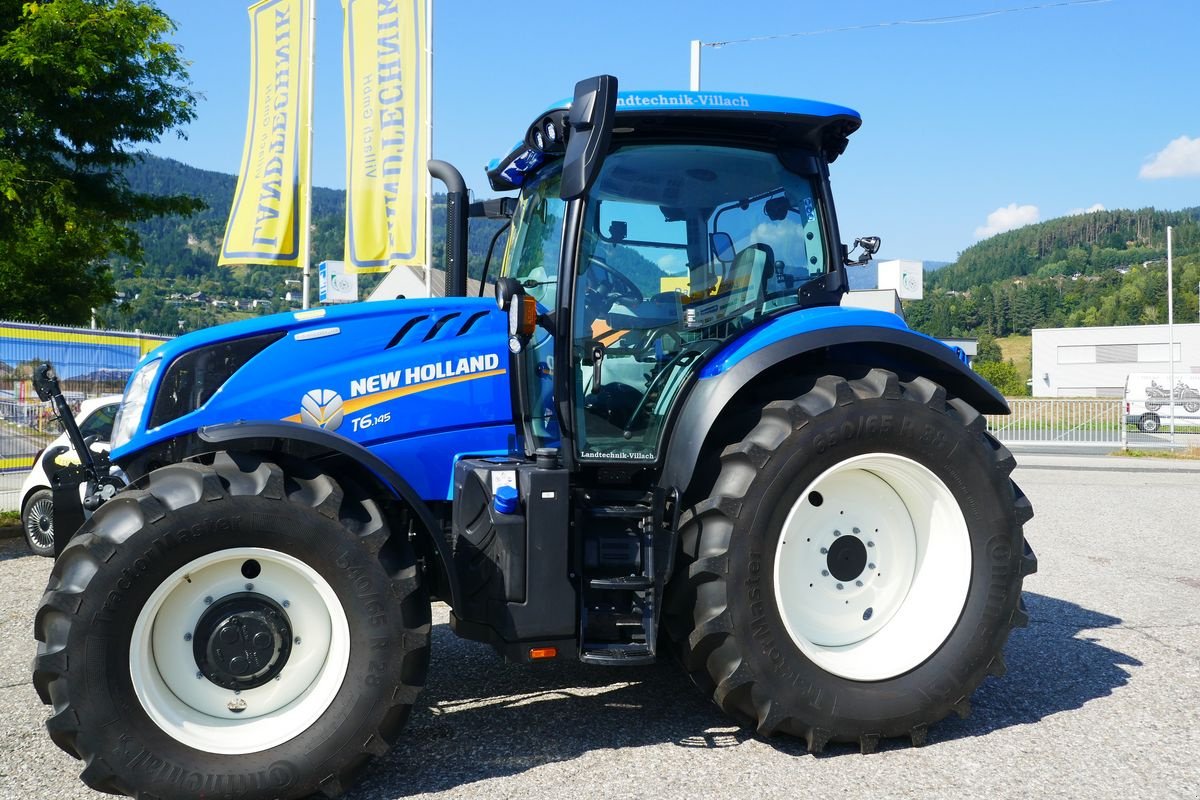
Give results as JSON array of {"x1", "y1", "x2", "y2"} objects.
[
  {"x1": 424, "y1": 0, "x2": 433, "y2": 297},
  {"x1": 299, "y1": 0, "x2": 317, "y2": 309}
]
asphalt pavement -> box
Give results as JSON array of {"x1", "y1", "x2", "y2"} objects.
[{"x1": 0, "y1": 456, "x2": 1197, "y2": 800}]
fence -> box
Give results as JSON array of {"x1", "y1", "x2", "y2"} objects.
[
  {"x1": 1, "y1": 321, "x2": 170, "y2": 511},
  {"x1": 984, "y1": 398, "x2": 1124, "y2": 448}
]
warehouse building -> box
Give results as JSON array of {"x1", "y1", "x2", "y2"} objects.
[{"x1": 1031, "y1": 323, "x2": 1200, "y2": 397}]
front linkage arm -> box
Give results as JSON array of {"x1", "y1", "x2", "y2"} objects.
[{"x1": 32, "y1": 364, "x2": 122, "y2": 556}]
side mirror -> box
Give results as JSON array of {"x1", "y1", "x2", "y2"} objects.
[
  {"x1": 711, "y1": 232, "x2": 735, "y2": 264},
  {"x1": 845, "y1": 235, "x2": 881, "y2": 266},
  {"x1": 560, "y1": 75, "x2": 618, "y2": 201}
]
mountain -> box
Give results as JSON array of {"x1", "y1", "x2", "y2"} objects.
[{"x1": 905, "y1": 208, "x2": 1200, "y2": 339}]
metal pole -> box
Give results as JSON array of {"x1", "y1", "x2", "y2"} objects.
[
  {"x1": 1167, "y1": 225, "x2": 1175, "y2": 445},
  {"x1": 424, "y1": 0, "x2": 434, "y2": 297},
  {"x1": 298, "y1": 0, "x2": 317, "y2": 309},
  {"x1": 690, "y1": 39, "x2": 701, "y2": 91}
]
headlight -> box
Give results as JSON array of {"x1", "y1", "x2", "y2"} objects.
[
  {"x1": 148, "y1": 332, "x2": 284, "y2": 429},
  {"x1": 111, "y1": 359, "x2": 161, "y2": 450}
]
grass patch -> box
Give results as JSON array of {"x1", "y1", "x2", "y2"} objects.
[
  {"x1": 1115, "y1": 447, "x2": 1200, "y2": 460},
  {"x1": 997, "y1": 334, "x2": 1032, "y2": 385},
  {"x1": 0, "y1": 510, "x2": 20, "y2": 527}
]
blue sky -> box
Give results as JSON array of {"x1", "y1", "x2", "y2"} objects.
[{"x1": 150, "y1": 0, "x2": 1200, "y2": 263}]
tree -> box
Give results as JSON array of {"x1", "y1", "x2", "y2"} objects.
[
  {"x1": 0, "y1": 0, "x2": 200, "y2": 324},
  {"x1": 975, "y1": 331, "x2": 1003, "y2": 363},
  {"x1": 975, "y1": 360, "x2": 1026, "y2": 398}
]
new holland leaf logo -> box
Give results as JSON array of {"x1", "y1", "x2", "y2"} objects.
[{"x1": 300, "y1": 389, "x2": 345, "y2": 431}]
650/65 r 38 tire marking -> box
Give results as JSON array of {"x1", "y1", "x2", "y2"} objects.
[
  {"x1": 667, "y1": 368, "x2": 1037, "y2": 754},
  {"x1": 32, "y1": 452, "x2": 431, "y2": 800}
]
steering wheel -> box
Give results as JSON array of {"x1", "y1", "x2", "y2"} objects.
[{"x1": 585, "y1": 257, "x2": 643, "y2": 309}]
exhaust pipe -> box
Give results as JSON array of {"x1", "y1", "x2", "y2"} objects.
[{"x1": 428, "y1": 160, "x2": 468, "y2": 297}]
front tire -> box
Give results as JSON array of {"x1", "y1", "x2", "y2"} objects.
[
  {"x1": 33, "y1": 452, "x2": 430, "y2": 799},
  {"x1": 1139, "y1": 413, "x2": 1161, "y2": 433},
  {"x1": 22, "y1": 488, "x2": 55, "y2": 557},
  {"x1": 669, "y1": 369, "x2": 1036, "y2": 752}
]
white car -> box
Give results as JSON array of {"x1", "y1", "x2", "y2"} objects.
[{"x1": 20, "y1": 395, "x2": 122, "y2": 557}]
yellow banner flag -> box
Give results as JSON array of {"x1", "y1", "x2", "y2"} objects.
[
  {"x1": 219, "y1": 0, "x2": 312, "y2": 267},
  {"x1": 342, "y1": 0, "x2": 429, "y2": 273}
]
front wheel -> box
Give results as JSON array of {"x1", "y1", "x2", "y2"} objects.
[
  {"x1": 668, "y1": 369, "x2": 1036, "y2": 752},
  {"x1": 33, "y1": 453, "x2": 430, "y2": 799},
  {"x1": 21, "y1": 488, "x2": 55, "y2": 557},
  {"x1": 1138, "y1": 413, "x2": 1161, "y2": 433}
]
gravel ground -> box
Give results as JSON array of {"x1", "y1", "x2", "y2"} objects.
[{"x1": 1, "y1": 461, "x2": 1197, "y2": 800}]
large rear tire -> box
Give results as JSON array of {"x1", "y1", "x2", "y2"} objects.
[
  {"x1": 32, "y1": 452, "x2": 430, "y2": 799},
  {"x1": 668, "y1": 369, "x2": 1036, "y2": 752}
]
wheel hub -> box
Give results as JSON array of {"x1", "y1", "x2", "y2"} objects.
[
  {"x1": 193, "y1": 593, "x2": 292, "y2": 690},
  {"x1": 826, "y1": 534, "x2": 868, "y2": 582}
]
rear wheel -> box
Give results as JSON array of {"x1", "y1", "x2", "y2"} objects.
[
  {"x1": 1139, "y1": 413, "x2": 1161, "y2": 433},
  {"x1": 22, "y1": 488, "x2": 55, "y2": 557},
  {"x1": 668, "y1": 369, "x2": 1036, "y2": 751},
  {"x1": 33, "y1": 452, "x2": 430, "y2": 799}
]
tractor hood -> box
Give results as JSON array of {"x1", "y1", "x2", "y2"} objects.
[{"x1": 111, "y1": 298, "x2": 514, "y2": 498}]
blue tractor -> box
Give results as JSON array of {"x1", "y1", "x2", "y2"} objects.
[{"x1": 34, "y1": 76, "x2": 1035, "y2": 799}]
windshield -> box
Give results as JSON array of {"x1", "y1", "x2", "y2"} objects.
[
  {"x1": 502, "y1": 167, "x2": 565, "y2": 309},
  {"x1": 501, "y1": 166, "x2": 565, "y2": 450}
]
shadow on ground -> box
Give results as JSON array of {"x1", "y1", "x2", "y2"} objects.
[
  {"x1": 350, "y1": 591, "x2": 1138, "y2": 797},
  {"x1": 0, "y1": 535, "x2": 33, "y2": 563}
]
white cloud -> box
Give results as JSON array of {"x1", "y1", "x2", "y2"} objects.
[
  {"x1": 1067, "y1": 203, "x2": 1106, "y2": 216},
  {"x1": 974, "y1": 203, "x2": 1040, "y2": 239},
  {"x1": 1139, "y1": 135, "x2": 1200, "y2": 179},
  {"x1": 655, "y1": 252, "x2": 687, "y2": 274}
]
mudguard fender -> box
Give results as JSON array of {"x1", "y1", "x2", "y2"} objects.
[
  {"x1": 660, "y1": 324, "x2": 1008, "y2": 492},
  {"x1": 195, "y1": 421, "x2": 461, "y2": 608}
]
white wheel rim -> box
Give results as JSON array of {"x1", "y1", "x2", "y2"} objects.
[
  {"x1": 773, "y1": 453, "x2": 971, "y2": 681},
  {"x1": 130, "y1": 547, "x2": 350, "y2": 754}
]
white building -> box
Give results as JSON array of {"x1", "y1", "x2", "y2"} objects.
[{"x1": 1031, "y1": 323, "x2": 1200, "y2": 397}]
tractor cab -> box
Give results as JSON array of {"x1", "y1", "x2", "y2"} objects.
[{"x1": 486, "y1": 78, "x2": 865, "y2": 472}]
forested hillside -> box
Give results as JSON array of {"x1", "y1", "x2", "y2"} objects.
[
  {"x1": 94, "y1": 155, "x2": 505, "y2": 335},
  {"x1": 906, "y1": 208, "x2": 1200, "y2": 339}
]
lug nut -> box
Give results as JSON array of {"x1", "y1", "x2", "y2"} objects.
[
  {"x1": 203, "y1": 596, "x2": 213, "y2": 605},
  {"x1": 294, "y1": 636, "x2": 302, "y2": 645},
  {"x1": 282, "y1": 600, "x2": 290, "y2": 608},
  {"x1": 867, "y1": 541, "x2": 875, "y2": 548},
  {"x1": 821, "y1": 570, "x2": 829, "y2": 577},
  {"x1": 863, "y1": 607, "x2": 874, "y2": 621},
  {"x1": 820, "y1": 547, "x2": 828, "y2": 554},
  {"x1": 836, "y1": 583, "x2": 844, "y2": 590},
  {"x1": 856, "y1": 580, "x2": 864, "y2": 587},
  {"x1": 869, "y1": 563, "x2": 876, "y2": 570},
  {"x1": 853, "y1": 527, "x2": 861, "y2": 534},
  {"x1": 195, "y1": 671, "x2": 203, "y2": 680},
  {"x1": 184, "y1": 633, "x2": 192, "y2": 642},
  {"x1": 832, "y1": 530, "x2": 841, "y2": 537},
  {"x1": 245, "y1": 583, "x2": 254, "y2": 591}
]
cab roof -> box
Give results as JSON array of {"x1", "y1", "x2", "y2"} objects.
[{"x1": 487, "y1": 90, "x2": 862, "y2": 191}]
